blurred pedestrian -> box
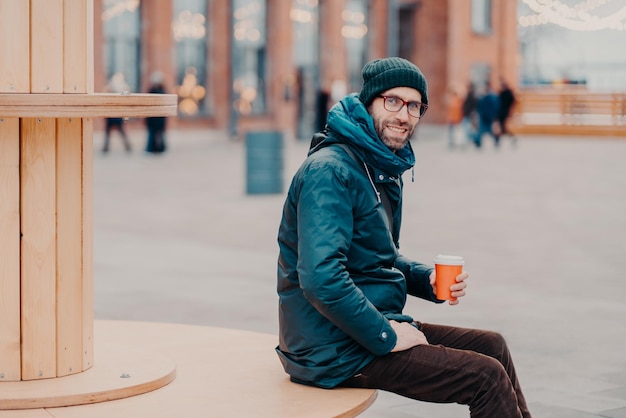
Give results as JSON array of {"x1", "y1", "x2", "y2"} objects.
[
  {"x1": 315, "y1": 88, "x2": 330, "y2": 132},
  {"x1": 445, "y1": 85, "x2": 463, "y2": 148},
  {"x1": 461, "y1": 82, "x2": 478, "y2": 147},
  {"x1": 102, "y1": 72, "x2": 132, "y2": 154},
  {"x1": 496, "y1": 78, "x2": 518, "y2": 147},
  {"x1": 145, "y1": 71, "x2": 168, "y2": 154},
  {"x1": 473, "y1": 81, "x2": 500, "y2": 148}
]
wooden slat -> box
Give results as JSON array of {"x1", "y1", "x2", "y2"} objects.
[
  {"x1": 0, "y1": 93, "x2": 178, "y2": 118},
  {"x1": 0, "y1": 117, "x2": 21, "y2": 381},
  {"x1": 20, "y1": 118, "x2": 57, "y2": 380},
  {"x1": 81, "y1": 118, "x2": 94, "y2": 371},
  {"x1": 86, "y1": 0, "x2": 94, "y2": 94},
  {"x1": 56, "y1": 118, "x2": 83, "y2": 377},
  {"x1": 0, "y1": 1, "x2": 30, "y2": 92},
  {"x1": 64, "y1": 0, "x2": 93, "y2": 93},
  {"x1": 30, "y1": 0, "x2": 64, "y2": 93}
]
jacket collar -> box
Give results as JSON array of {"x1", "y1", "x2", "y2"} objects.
[{"x1": 323, "y1": 93, "x2": 415, "y2": 178}]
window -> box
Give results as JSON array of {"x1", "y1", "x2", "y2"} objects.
[
  {"x1": 343, "y1": 0, "x2": 369, "y2": 93},
  {"x1": 102, "y1": 0, "x2": 141, "y2": 92},
  {"x1": 232, "y1": 0, "x2": 268, "y2": 115},
  {"x1": 292, "y1": 0, "x2": 320, "y2": 137},
  {"x1": 291, "y1": 0, "x2": 318, "y2": 67},
  {"x1": 397, "y1": 4, "x2": 417, "y2": 61},
  {"x1": 173, "y1": 0, "x2": 208, "y2": 117},
  {"x1": 471, "y1": 63, "x2": 491, "y2": 91},
  {"x1": 471, "y1": 0, "x2": 492, "y2": 35}
]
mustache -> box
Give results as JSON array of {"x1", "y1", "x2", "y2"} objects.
[{"x1": 385, "y1": 119, "x2": 410, "y2": 128}]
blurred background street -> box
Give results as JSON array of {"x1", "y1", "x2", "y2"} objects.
[{"x1": 93, "y1": 125, "x2": 626, "y2": 417}]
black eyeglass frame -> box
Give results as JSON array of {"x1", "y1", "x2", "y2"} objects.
[{"x1": 378, "y1": 95, "x2": 428, "y2": 118}]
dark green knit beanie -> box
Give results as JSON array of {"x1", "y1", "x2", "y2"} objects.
[{"x1": 358, "y1": 57, "x2": 428, "y2": 107}]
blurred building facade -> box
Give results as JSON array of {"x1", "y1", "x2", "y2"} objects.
[{"x1": 94, "y1": 0, "x2": 518, "y2": 138}]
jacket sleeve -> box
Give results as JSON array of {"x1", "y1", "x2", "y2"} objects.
[
  {"x1": 296, "y1": 160, "x2": 397, "y2": 356},
  {"x1": 394, "y1": 255, "x2": 442, "y2": 303}
]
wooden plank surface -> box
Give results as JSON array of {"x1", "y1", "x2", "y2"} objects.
[
  {"x1": 0, "y1": 410, "x2": 51, "y2": 418},
  {"x1": 0, "y1": 1, "x2": 30, "y2": 92},
  {"x1": 0, "y1": 117, "x2": 21, "y2": 381},
  {"x1": 1, "y1": 322, "x2": 377, "y2": 417},
  {"x1": 0, "y1": 93, "x2": 178, "y2": 118},
  {"x1": 56, "y1": 118, "x2": 83, "y2": 377},
  {"x1": 81, "y1": 118, "x2": 94, "y2": 371},
  {"x1": 20, "y1": 118, "x2": 57, "y2": 380},
  {"x1": 63, "y1": 0, "x2": 93, "y2": 93},
  {"x1": 30, "y1": 0, "x2": 63, "y2": 93},
  {"x1": 86, "y1": 0, "x2": 94, "y2": 94},
  {"x1": 0, "y1": 342, "x2": 176, "y2": 410}
]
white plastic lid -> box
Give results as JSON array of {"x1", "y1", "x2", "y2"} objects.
[{"x1": 433, "y1": 254, "x2": 464, "y2": 265}]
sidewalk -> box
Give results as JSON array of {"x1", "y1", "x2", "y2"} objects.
[{"x1": 93, "y1": 125, "x2": 626, "y2": 417}]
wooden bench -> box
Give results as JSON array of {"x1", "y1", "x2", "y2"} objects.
[
  {"x1": 0, "y1": 320, "x2": 377, "y2": 418},
  {"x1": 510, "y1": 89, "x2": 626, "y2": 136}
]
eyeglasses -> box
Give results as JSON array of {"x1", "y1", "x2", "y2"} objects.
[{"x1": 378, "y1": 95, "x2": 428, "y2": 118}]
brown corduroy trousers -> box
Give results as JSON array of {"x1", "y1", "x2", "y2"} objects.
[{"x1": 338, "y1": 322, "x2": 531, "y2": 417}]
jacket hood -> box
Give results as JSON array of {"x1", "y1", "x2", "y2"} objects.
[{"x1": 310, "y1": 93, "x2": 415, "y2": 177}]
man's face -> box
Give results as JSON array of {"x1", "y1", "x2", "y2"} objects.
[{"x1": 369, "y1": 86, "x2": 423, "y2": 152}]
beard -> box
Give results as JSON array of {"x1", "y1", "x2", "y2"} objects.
[{"x1": 374, "y1": 118, "x2": 416, "y2": 152}]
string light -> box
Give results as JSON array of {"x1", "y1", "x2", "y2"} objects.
[
  {"x1": 102, "y1": 0, "x2": 139, "y2": 21},
  {"x1": 519, "y1": 0, "x2": 626, "y2": 31}
]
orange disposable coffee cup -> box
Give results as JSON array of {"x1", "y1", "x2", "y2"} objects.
[{"x1": 434, "y1": 255, "x2": 464, "y2": 301}]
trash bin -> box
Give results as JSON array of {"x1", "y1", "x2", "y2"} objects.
[{"x1": 245, "y1": 131, "x2": 283, "y2": 194}]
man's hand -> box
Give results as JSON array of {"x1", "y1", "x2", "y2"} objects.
[
  {"x1": 430, "y1": 270, "x2": 469, "y2": 306},
  {"x1": 390, "y1": 320, "x2": 429, "y2": 352}
]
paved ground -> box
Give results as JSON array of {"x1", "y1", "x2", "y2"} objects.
[{"x1": 93, "y1": 123, "x2": 626, "y2": 417}]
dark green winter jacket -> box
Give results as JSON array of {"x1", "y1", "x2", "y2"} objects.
[{"x1": 276, "y1": 93, "x2": 439, "y2": 388}]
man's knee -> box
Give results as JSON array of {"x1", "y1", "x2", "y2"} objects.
[
  {"x1": 482, "y1": 354, "x2": 507, "y2": 376},
  {"x1": 480, "y1": 330, "x2": 511, "y2": 362},
  {"x1": 484, "y1": 330, "x2": 506, "y2": 347}
]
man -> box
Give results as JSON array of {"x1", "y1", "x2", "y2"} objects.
[
  {"x1": 276, "y1": 57, "x2": 531, "y2": 417},
  {"x1": 496, "y1": 78, "x2": 518, "y2": 146},
  {"x1": 145, "y1": 71, "x2": 168, "y2": 154},
  {"x1": 445, "y1": 84, "x2": 463, "y2": 148},
  {"x1": 473, "y1": 81, "x2": 500, "y2": 148},
  {"x1": 102, "y1": 72, "x2": 132, "y2": 153},
  {"x1": 461, "y1": 81, "x2": 478, "y2": 146}
]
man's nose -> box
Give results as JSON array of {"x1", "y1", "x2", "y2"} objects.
[{"x1": 395, "y1": 104, "x2": 410, "y2": 121}]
